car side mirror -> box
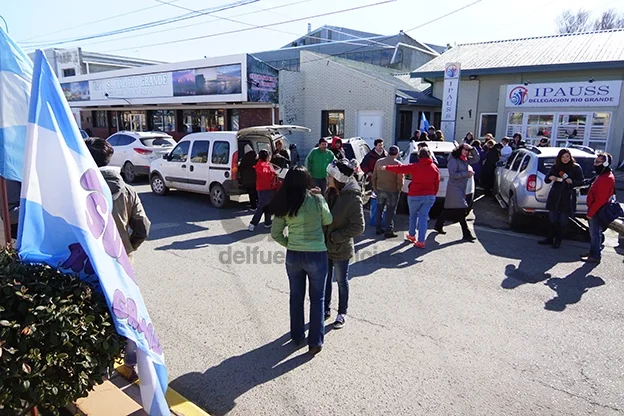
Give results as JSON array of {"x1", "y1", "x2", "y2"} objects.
[{"x1": 163, "y1": 153, "x2": 170, "y2": 160}]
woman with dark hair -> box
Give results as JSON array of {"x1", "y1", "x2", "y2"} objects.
[
  {"x1": 330, "y1": 136, "x2": 346, "y2": 160},
  {"x1": 539, "y1": 148, "x2": 584, "y2": 248},
  {"x1": 463, "y1": 132, "x2": 475, "y2": 145},
  {"x1": 270, "y1": 166, "x2": 333, "y2": 355},
  {"x1": 323, "y1": 159, "x2": 365, "y2": 329},
  {"x1": 434, "y1": 130, "x2": 445, "y2": 142},
  {"x1": 248, "y1": 150, "x2": 276, "y2": 232},
  {"x1": 434, "y1": 144, "x2": 480, "y2": 241},
  {"x1": 239, "y1": 144, "x2": 258, "y2": 210},
  {"x1": 481, "y1": 142, "x2": 502, "y2": 196}
]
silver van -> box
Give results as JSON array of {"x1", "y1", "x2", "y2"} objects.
[{"x1": 494, "y1": 145, "x2": 596, "y2": 227}]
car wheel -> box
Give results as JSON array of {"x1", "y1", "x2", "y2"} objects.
[
  {"x1": 150, "y1": 173, "x2": 168, "y2": 196},
  {"x1": 210, "y1": 184, "x2": 229, "y2": 208},
  {"x1": 123, "y1": 162, "x2": 137, "y2": 183},
  {"x1": 507, "y1": 195, "x2": 523, "y2": 229}
]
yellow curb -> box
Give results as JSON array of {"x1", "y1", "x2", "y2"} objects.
[{"x1": 114, "y1": 360, "x2": 211, "y2": 416}]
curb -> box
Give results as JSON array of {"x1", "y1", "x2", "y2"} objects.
[{"x1": 112, "y1": 362, "x2": 211, "y2": 416}]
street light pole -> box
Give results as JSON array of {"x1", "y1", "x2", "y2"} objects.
[{"x1": 0, "y1": 15, "x2": 8, "y2": 33}]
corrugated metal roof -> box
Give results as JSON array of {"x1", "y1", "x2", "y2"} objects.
[{"x1": 411, "y1": 29, "x2": 624, "y2": 77}]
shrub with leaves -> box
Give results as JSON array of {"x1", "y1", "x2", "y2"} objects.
[{"x1": 0, "y1": 249, "x2": 123, "y2": 415}]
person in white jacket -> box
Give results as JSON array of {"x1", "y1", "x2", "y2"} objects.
[{"x1": 500, "y1": 137, "x2": 513, "y2": 163}]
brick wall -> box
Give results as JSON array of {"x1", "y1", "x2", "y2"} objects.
[{"x1": 292, "y1": 50, "x2": 396, "y2": 154}]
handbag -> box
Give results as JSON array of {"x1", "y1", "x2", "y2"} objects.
[
  {"x1": 597, "y1": 195, "x2": 624, "y2": 229},
  {"x1": 369, "y1": 196, "x2": 387, "y2": 227}
]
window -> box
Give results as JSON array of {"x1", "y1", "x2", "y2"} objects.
[
  {"x1": 398, "y1": 111, "x2": 413, "y2": 140},
  {"x1": 63, "y1": 68, "x2": 76, "y2": 77},
  {"x1": 479, "y1": 113, "x2": 497, "y2": 138},
  {"x1": 321, "y1": 110, "x2": 345, "y2": 138},
  {"x1": 94, "y1": 111, "x2": 107, "y2": 128},
  {"x1": 152, "y1": 110, "x2": 176, "y2": 132},
  {"x1": 520, "y1": 155, "x2": 530, "y2": 172},
  {"x1": 190, "y1": 140, "x2": 209, "y2": 163},
  {"x1": 505, "y1": 151, "x2": 519, "y2": 169},
  {"x1": 106, "y1": 136, "x2": 119, "y2": 146},
  {"x1": 363, "y1": 51, "x2": 372, "y2": 63},
  {"x1": 182, "y1": 109, "x2": 224, "y2": 133},
  {"x1": 372, "y1": 50, "x2": 381, "y2": 65},
  {"x1": 511, "y1": 154, "x2": 525, "y2": 172},
  {"x1": 506, "y1": 111, "x2": 612, "y2": 149},
  {"x1": 140, "y1": 137, "x2": 175, "y2": 147},
  {"x1": 381, "y1": 50, "x2": 391, "y2": 67},
  {"x1": 211, "y1": 141, "x2": 230, "y2": 164},
  {"x1": 109, "y1": 134, "x2": 135, "y2": 147},
  {"x1": 169, "y1": 142, "x2": 190, "y2": 162}
]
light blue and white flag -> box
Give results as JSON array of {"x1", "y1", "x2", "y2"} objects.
[
  {"x1": 0, "y1": 27, "x2": 33, "y2": 182},
  {"x1": 17, "y1": 50, "x2": 169, "y2": 415},
  {"x1": 419, "y1": 112, "x2": 430, "y2": 133}
]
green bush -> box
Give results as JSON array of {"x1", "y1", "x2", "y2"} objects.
[{"x1": 0, "y1": 249, "x2": 124, "y2": 415}]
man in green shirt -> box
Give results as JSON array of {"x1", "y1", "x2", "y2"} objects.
[{"x1": 305, "y1": 138, "x2": 336, "y2": 195}]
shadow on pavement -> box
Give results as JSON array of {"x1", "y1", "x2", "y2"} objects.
[
  {"x1": 544, "y1": 263, "x2": 605, "y2": 312},
  {"x1": 170, "y1": 329, "x2": 330, "y2": 416}
]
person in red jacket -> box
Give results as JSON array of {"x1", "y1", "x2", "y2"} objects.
[
  {"x1": 382, "y1": 148, "x2": 440, "y2": 248},
  {"x1": 249, "y1": 150, "x2": 277, "y2": 232},
  {"x1": 582, "y1": 152, "x2": 615, "y2": 263}
]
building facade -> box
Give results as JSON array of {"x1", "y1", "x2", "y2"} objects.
[
  {"x1": 61, "y1": 54, "x2": 279, "y2": 140},
  {"x1": 279, "y1": 51, "x2": 441, "y2": 153},
  {"x1": 29, "y1": 47, "x2": 163, "y2": 80},
  {"x1": 410, "y1": 29, "x2": 624, "y2": 162},
  {"x1": 252, "y1": 25, "x2": 445, "y2": 73}
]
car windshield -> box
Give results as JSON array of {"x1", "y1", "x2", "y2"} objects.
[
  {"x1": 538, "y1": 156, "x2": 595, "y2": 178},
  {"x1": 409, "y1": 151, "x2": 449, "y2": 168},
  {"x1": 343, "y1": 143, "x2": 355, "y2": 160},
  {"x1": 140, "y1": 137, "x2": 175, "y2": 147}
]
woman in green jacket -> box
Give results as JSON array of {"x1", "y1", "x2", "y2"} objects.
[
  {"x1": 270, "y1": 166, "x2": 333, "y2": 355},
  {"x1": 324, "y1": 159, "x2": 365, "y2": 329}
]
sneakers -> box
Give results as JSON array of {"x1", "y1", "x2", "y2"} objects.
[
  {"x1": 324, "y1": 310, "x2": 331, "y2": 320},
  {"x1": 333, "y1": 314, "x2": 345, "y2": 329},
  {"x1": 405, "y1": 234, "x2": 416, "y2": 243},
  {"x1": 462, "y1": 234, "x2": 476, "y2": 242},
  {"x1": 414, "y1": 241, "x2": 426, "y2": 249},
  {"x1": 434, "y1": 227, "x2": 446, "y2": 235},
  {"x1": 308, "y1": 345, "x2": 323, "y2": 355},
  {"x1": 581, "y1": 256, "x2": 601, "y2": 264},
  {"x1": 264, "y1": 223, "x2": 272, "y2": 229},
  {"x1": 385, "y1": 231, "x2": 398, "y2": 238},
  {"x1": 248, "y1": 224, "x2": 255, "y2": 232}
]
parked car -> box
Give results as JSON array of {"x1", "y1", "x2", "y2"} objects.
[
  {"x1": 105, "y1": 131, "x2": 177, "y2": 183},
  {"x1": 493, "y1": 145, "x2": 596, "y2": 228},
  {"x1": 149, "y1": 125, "x2": 311, "y2": 208},
  {"x1": 397, "y1": 141, "x2": 475, "y2": 214}
]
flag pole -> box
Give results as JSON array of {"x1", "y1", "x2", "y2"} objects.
[{"x1": 0, "y1": 177, "x2": 12, "y2": 249}]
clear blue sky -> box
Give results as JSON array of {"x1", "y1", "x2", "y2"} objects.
[{"x1": 2, "y1": 0, "x2": 623, "y2": 63}]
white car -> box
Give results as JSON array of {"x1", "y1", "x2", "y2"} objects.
[
  {"x1": 106, "y1": 131, "x2": 177, "y2": 183},
  {"x1": 149, "y1": 125, "x2": 311, "y2": 208},
  {"x1": 398, "y1": 141, "x2": 475, "y2": 210}
]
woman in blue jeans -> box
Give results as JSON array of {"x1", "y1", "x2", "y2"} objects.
[
  {"x1": 323, "y1": 159, "x2": 365, "y2": 329},
  {"x1": 383, "y1": 148, "x2": 440, "y2": 248},
  {"x1": 270, "y1": 166, "x2": 333, "y2": 355}
]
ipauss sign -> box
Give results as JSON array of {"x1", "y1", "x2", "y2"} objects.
[{"x1": 505, "y1": 80, "x2": 622, "y2": 108}]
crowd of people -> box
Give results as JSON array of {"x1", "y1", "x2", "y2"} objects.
[{"x1": 233, "y1": 129, "x2": 619, "y2": 355}]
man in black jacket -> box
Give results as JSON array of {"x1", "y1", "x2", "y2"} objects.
[{"x1": 271, "y1": 139, "x2": 290, "y2": 169}]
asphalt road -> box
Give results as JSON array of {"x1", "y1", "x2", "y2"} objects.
[{"x1": 129, "y1": 181, "x2": 624, "y2": 416}]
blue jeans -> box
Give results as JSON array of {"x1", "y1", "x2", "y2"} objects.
[
  {"x1": 376, "y1": 190, "x2": 399, "y2": 232},
  {"x1": 589, "y1": 216, "x2": 604, "y2": 258},
  {"x1": 285, "y1": 250, "x2": 328, "y2": 347},
  {"x1": 251, "y1": 189, "x2": 274, "y2": 226},
  {"x1": 408, "y1": 195, "x2": 436, "y2": 243},
  {"x1": 325, "y1": 259, "x2": 350, "y2": 315}
]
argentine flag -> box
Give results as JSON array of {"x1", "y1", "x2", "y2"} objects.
[
  {"x1": 419, "y1": 112, "x2": 430, "y2": 133},
  {"x1": 0, "y1": 27, "x2": 32, "y2": 182},
  {"x1": 18, "y1": 50, "x2": 169, "y2": 415}
]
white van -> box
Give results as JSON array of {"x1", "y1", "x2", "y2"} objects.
[{"x1": 149, "y1": 125, "x2": 310, "y2": 208}]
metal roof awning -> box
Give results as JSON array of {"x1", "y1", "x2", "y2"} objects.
[{"x1": 395, "y1": 89, "x2": 441, "y2": 107}]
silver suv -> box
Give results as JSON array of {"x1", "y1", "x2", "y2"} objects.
[{"x1": 494, "y1": 145, "x2": 596, "y2": 228}]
